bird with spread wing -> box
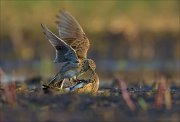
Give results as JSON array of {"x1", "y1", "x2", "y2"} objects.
[{"x1": 41, "y1": 10, "x2": 99, "y2": 93}]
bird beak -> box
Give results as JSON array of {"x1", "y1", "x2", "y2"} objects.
[{"x1": 75, "y1": 60, "x2": 79, "y2": 63}]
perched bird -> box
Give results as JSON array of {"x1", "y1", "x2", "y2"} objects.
[{"x1": 41, "y1": 10, "x2": 99, "y2": 92}]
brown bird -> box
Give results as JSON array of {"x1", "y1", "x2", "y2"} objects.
[
  {"x1": 55, "y1": 60, "x2": 99, "y2": 94},
  {"x1": 56, "y1": 10, "x2": 89, "y2": 60},
  {"x1": 66, "y1": 68, "x2": 99, "y2": 94},
  {"x1": 41, "y1": 10, "x2": 99, "y2": 92}
]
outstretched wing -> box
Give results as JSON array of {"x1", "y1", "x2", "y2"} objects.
[
  {"x1": 41, "y1": 24, "x2": 78, "y2": 63},
  {"x1": 56, "y1": 10, "x2": 90, "y2": 60}
]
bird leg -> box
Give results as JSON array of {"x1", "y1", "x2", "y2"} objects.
[
  {"x1": 54, "y1": 79, "x2": 65, "y2": 89},
  {"x1": 72, "y1": 76, "x2": 77, "y2": 81}
]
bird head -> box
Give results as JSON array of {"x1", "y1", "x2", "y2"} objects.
[{"x1": 83, "y1": 59, "x2": 96, "y2": 71}]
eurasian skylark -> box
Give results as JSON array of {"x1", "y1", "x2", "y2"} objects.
[
  {"x1": 67, "y1": 68, "x2": 99, "y2": 94},
  {"x1": 41, "y1": 10, "x2": 99, "y2": 92}
]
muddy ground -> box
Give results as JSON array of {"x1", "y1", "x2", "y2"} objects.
[{"x1": 0, "y1": 77, "x2": 179, "y2": 122}]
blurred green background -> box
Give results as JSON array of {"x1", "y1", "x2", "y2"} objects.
[{"x1": 0, "y1": 0, "x2": 179, "y2": 83}]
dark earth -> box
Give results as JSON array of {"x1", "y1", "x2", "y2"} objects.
[{"x1": 0, "y1": 76, "x2": 180, "y2": 122}]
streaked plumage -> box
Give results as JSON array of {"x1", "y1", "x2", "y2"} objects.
[
  {"x1": 41, "y1": 24, "x2": 79, "y2": 63},
  {"x1": 52, "y1": 68, "x2": 99, "y2": 94},
  {"x1": 41, "y1": 10, "x2": 99, "y2": 93},
  {"x1": 56, "y1": 10, "x2": 90, "y2": 60},
  {"x1": 71, "y1": 69, "x2": 99, "y2": 94},
  {"x1": 49, "y1": 59, "x2": 97, "y2": 89}
]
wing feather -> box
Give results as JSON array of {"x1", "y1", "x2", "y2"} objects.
[
  {"x1": 41, "y1": 24, "x2": 77, "y2": 63},
  {"x1": 56, "y1": 10, "x2": 90, "y2": 60}
]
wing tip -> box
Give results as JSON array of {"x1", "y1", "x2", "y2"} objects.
[
  {"x1": 41, "y1": 23, "x2": 45, "y2": 29},
  {"x1": 41, "y1": 23, "x2": 47, "y2": 33}
]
